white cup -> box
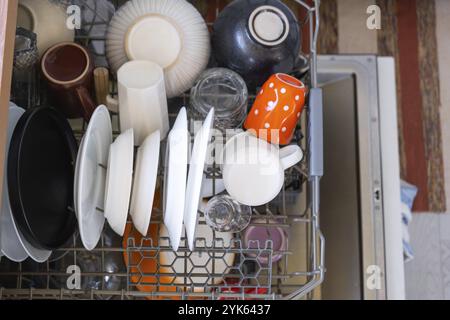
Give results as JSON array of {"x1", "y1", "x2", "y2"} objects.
[
  {"x1": 221, "y1": 132, "x2": 303, "y2": 206},
  {"x1": 111, "y1": 60, "x2": 169, "y2": 145}
]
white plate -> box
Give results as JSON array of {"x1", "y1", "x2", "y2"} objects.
[
  {"x1": 159, "y1": 221, "x2": 234, "y2": 291},
  {"x1": 73, "y1": 135, "x2": 85, "y2": 216},
  {"x1": 104, "y1": 129, "x2": 134, "y2": 236},
  {"x1": 1, "y1": 104, "x2": 28, "y2": 262},
  {"x1": 184, "y1": 109, "x2": 214, "y2": 251},
  {"x1": 76, "y1": 106, "x2": 112, "y2": 250},
  {"x1": 105, "y1": 0, "x2": 210, "y2": 98},
  {"x1": 130, "y1": 130, "x2": 160, "y2": 236},
  {"x1": 163, "y1": 108, "x2": 188, "y2": 251}
]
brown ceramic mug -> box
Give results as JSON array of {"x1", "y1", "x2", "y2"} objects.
[{"x1": 41, "y1": 42, "x2": 96, "y2": 120}]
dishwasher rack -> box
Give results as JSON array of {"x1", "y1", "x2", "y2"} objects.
[{"x1": 0, "y1": 0, "x2": 324, "y2": 300}]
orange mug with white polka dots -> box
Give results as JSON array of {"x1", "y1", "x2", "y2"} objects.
[{"x1": 244, "y1": 73, "x2": 307, "y2": 145}]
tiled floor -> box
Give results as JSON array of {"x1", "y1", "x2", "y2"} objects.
[{"x1": 405, "y1": 213, "x2": 450, "y2": 299}]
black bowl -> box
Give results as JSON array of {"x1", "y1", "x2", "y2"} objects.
[
  {"x1": 7, "y1": 107, "x2": 78, "y2": 250},
  {"x1": 212, "y1": 0, "x2": 301, "y2": 88}
]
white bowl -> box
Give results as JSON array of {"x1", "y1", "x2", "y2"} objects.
[
  {"x1": 17, "y1": 0, "x2": 74, "y2": 57},
  {"x1": 106, "y1": 0, "x2": 210, "y2": 98}
]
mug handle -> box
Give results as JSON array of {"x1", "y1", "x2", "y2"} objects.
[
  {"x1": 279, "y1": 145, "x2": 304, "y2": 170},
  {"x1": 75, "y1": 86, "x2": 96, "y2": 121}
]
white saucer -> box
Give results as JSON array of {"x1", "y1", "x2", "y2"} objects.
[
  {"x1": 76, "y1": 106, "x2": 112, "y2": 250},
  {"x1": 163, "y1": 108, "x2": 188, "y2": 251},
  {"x1": 104, "y1": 129, "x2": 134, "y2": 236},
  {"x1": 130, "y1": 130, "x2": 160, "y2": 236},
  {"x1": 184, "y1": 109, "x2": 214, "y2": 251},
  {"x1": 1, "y1": 104, "x2": 28, "y2": 262}
]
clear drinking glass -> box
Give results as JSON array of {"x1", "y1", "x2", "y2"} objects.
[
  {"x1": 11, "y1": 27, "x2": 40, "y2": 109},
  {"x1": 204, "y1": 195, "x2": 252, "y2": 232},
  {"x1": 189, "y1": 68, "x2": 248, "y2": 130}
]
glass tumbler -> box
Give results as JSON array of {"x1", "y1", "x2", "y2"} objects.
[
  {"x1": 204, "y1": 195, "x2": 252, "y2": 232},
  {"x1": 11, "y1": 27, "x2": 40, "y2": 109},
  {"x1": 189, "y1": 68, "x2": 248, "y2": 130}
]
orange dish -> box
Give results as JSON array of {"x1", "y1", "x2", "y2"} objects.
[{"x1": 122, "y1": 222, "x2": 179, "y2": 300}]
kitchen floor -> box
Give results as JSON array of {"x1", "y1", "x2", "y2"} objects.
[
  {"x1": 405, "y1": 214, "x2": 450, "y2": 299},
  {"x1": 406, "y1": 24, "x2": 450, "y2": 297}
]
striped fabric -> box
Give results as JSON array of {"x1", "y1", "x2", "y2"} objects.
[{"x1": 200, "y1": 0, "x2": 447, "y2": 212}]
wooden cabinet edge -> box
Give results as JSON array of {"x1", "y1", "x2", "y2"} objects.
[{"x1": 0, "y1": 0, "x2": 18, "y2": 211}]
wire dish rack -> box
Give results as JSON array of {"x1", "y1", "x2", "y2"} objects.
[{"x1": 1, "y1": 0, "x2": 324, "y2": 300}]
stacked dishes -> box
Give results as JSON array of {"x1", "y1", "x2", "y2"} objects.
[
  {"x1": 73, "y1": 106, "x2": 161, "y2": 249},
  {"x1": 1, "y1": 103, "x2": 77, "y2": 263},
  {"x1": 8, "y1": 107, "x2": 78, "y2": 250},
  {"x1": 163, "y1": 108, "x2": 216, "y2": 252},
  {"x1": 106, "y1": 0, "x2": 210, "y2": 98}
]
